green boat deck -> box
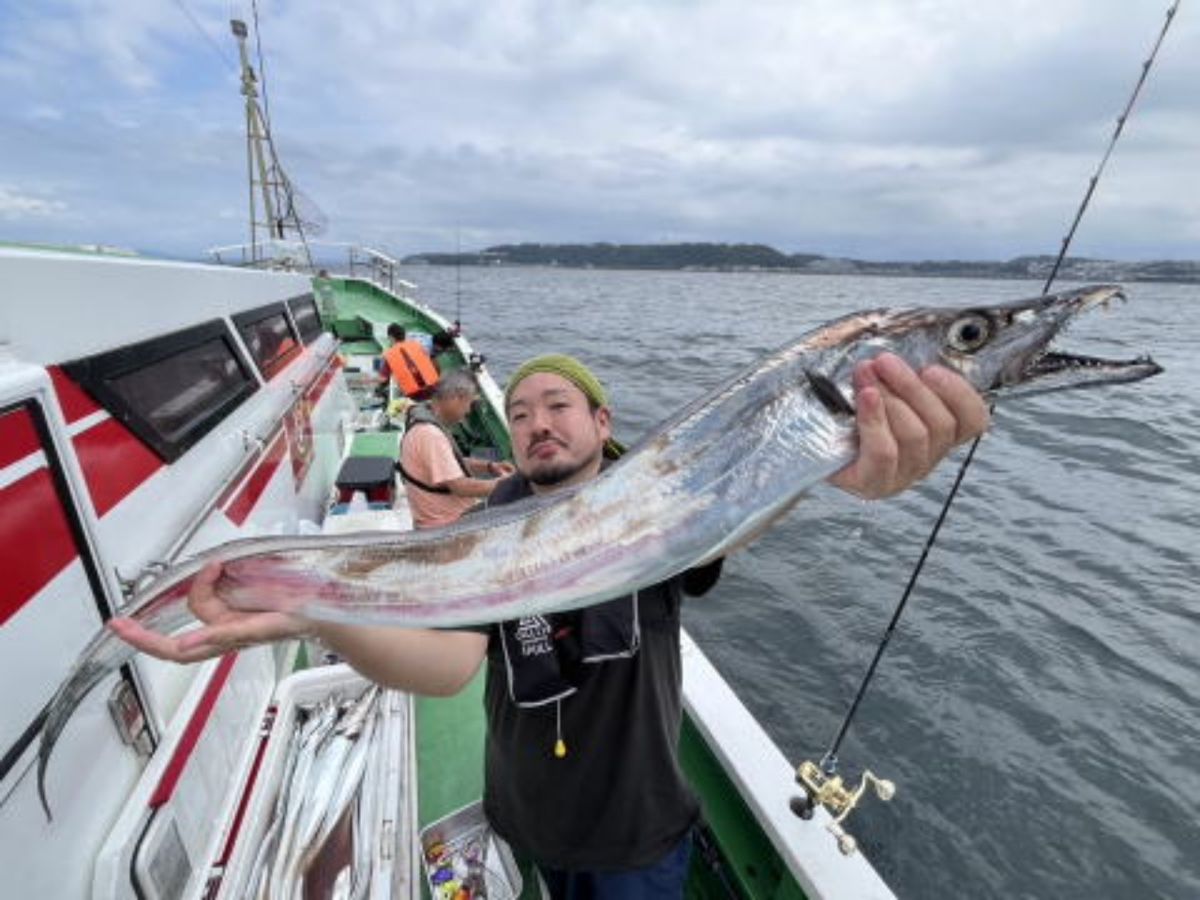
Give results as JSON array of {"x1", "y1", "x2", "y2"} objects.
[
  {"x1": 318, "y1": 273, "x2": 511, "y2": 460},
  {"x1": 415, "y1": 677, "x2": 543, "y2": 899}
]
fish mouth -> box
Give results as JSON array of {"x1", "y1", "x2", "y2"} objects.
[
  {"x1": 994, "y1": 285, "x2": 1163, "y2": 397},
  {"x1": 1020, "y1": 349, "x2": 1162, "y2": 385}
]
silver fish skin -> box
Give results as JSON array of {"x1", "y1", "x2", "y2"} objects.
[
  {"x1": 268, "y1": 700, "x2": 339, "y2": 900},
  {"x1": 27, "y1": 284, "x2": 1161, "y2": 815}
]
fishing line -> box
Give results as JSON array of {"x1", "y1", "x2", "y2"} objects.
[
  {"x1": 815, "y1": 0, "x2": 1182, "y2": 779},
  {"x1": 171, "y1": 0, "x2": 238, "y2": 72},
  {"x1": 455, "y1": 227, "x2": 463, "y2": 327}
]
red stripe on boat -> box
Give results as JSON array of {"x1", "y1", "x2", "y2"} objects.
[
  {"x1": 0, "y1": 469, "x2": 79, "y2": 626},
  {"x1": 74, "y1": 418, "x2": 164, "y2": 517},
  {"x1": 214, "y1": 706, "x2": 276, "y2": 866},
  {"x1": 149, "y1": 653, "x2": 238, "y2": 809},
  {"x1": 224, "y1": 432, "x2": 287, "y2": 526},
  {"x1": 304, "y1": 358, "x2": 337, "y2": 407},
  {"x1": 48, "y1": 366, "x2": 102, "y2": 424},
  {"x1": 0, "y1": 406, "x2": 41, "y2": 470},
  {"x1": 214, "y1": 450, "x2": 264, "y2": 511}
]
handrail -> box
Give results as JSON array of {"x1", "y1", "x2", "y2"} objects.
[{"x1": 206, "y1": 240, "x2": 417, "y2": 296}]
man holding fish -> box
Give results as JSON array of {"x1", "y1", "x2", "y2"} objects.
[{"x1": 115, "y1": 350, "x2": 989, "y2": 899}]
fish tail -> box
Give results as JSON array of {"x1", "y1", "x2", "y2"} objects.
[{"x1": 37, "y1": 629, "x2": 138, "y2": 819}]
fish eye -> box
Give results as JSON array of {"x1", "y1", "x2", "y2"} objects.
[{"x1": 947, "y1": 313, "x2": 992, "y2": 353}]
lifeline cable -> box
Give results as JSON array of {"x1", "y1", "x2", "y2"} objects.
[{"x1": 817, "y1": 0, "x2": 1182, "y2": 778}]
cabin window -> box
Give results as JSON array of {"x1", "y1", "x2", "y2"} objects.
[
  {"x1": 62, "y1": 320, "x2": 259, "y2": 463},
  {"x1": 287, "y1": 293, "x2": 324, "y2": 344},
  {"x1": 232, "y1": 303, "x2": 302, "y2": 380}
]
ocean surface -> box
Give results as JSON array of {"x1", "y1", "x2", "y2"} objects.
[{"x1": 406, "y1": 265, "x2": 1199, "y2": 900}]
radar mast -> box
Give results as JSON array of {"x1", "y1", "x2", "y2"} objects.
[{"x1": 230, "y1": 18, "x2": 320, "y2": 268}]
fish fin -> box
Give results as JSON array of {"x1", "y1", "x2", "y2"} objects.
[{"x1": 805, "y1": 370, "x2": 856, "y2": 417}]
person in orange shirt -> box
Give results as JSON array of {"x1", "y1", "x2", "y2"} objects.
[
  {"x1": 397, "y1": 370, "x2": 515, "y2": 528},
  {"x1": 380, "y1": 323, "x2": 440, "y2": 400}
]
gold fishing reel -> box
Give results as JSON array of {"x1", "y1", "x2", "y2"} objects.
[{"x1": 790, "y1": 759, "x2": 895, "y2": 856}]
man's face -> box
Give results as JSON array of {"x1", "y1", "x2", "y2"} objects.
[
  {"x1": 443, "y1": 391, "x2": 476, "y2": 425},
  {"x1": 507, "y1": 372, "x2": 611, "y2": 491}
]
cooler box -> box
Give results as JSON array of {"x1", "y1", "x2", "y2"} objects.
[
  {"x1": 335, "y1": 455, "x2": 396, "y2": 504},
  {"x1": 94, "y1": 661, "x2": 418, "y2": 900},
  {"x1": 217, "y1": 666, "x2": 418, "y2": 899}
]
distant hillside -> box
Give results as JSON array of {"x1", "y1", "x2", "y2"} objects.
[{"x1": 403, "y1": 242, "x2": 1200, "y2": 284}]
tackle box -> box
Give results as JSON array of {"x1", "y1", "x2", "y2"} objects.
[{"x1": 420, "y1": 801, "x2": 523, "y2": 900}]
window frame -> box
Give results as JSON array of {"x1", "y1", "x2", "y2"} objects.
[
  {"x1": 62, "y1": 319, "x2": 260, "y2": 463},
  {"x1": 286, "y1": 292, "x2": 324, "y2": 345},
  {"x1": 231, "y1": 301, "x2": 304, "y2": 381}
]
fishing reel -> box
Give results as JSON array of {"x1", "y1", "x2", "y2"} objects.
[{"x1": 790, "y1": 759, "x2": 895, "y2": 856}]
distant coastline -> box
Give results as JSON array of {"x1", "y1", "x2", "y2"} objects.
[{"x1": 403, "y1": 242, "x2": 1200, "y2": 285}]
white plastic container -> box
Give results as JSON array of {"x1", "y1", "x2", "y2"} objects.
[
  {"x1": 216, "y1": 664, "x2": 418, "y2": 899},
  {"x1": 95, "y1": 660, "x2": 417, "y2": 900}
]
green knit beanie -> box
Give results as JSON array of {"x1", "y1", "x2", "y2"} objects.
[
  {"x1": 504, "y1": 354, "x2": 608, "y2": 409},
  {"x1": 504, "y1": 354, "x2": 625, "y2": 459}
]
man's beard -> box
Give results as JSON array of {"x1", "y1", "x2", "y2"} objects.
[{"x1": 525, "y1": 449, "x2": 602, "y2": 487}]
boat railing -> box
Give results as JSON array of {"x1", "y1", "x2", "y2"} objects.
[{"x1": 206, "y1": 239, "x2": 417, "y2": 298}]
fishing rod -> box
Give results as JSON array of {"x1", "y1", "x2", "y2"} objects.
[
  {"x1": 791, "y1": 0, "x2": 1183, "y2": 853},
  {"x1": 455, "y1": 227, "x2": 463, "y2": 328}
]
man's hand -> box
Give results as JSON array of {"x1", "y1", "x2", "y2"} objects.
[
  {"x1": 108, "y1": 561, "x2": 307, "y2": 663},
  {"x1": 829, "y1": 353, "x2": 990, "y2": 500}
]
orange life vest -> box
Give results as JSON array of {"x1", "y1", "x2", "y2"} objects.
[{"x1": 383, "y1": 340, "x2": 440, "y2": 397}]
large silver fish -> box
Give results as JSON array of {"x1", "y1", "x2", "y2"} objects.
[{"x1": 28, "y1": 285, "x2": 1161, "y2": 814}]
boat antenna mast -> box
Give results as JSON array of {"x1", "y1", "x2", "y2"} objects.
[{"x1": 230, "y1": 18, "x2": 320, "y2": 268}]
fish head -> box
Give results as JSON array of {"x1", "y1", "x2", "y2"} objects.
[{"x1": 809, "y1": 285, "x2": 1161, "y2": 402}]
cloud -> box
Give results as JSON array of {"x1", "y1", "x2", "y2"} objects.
[
  {"x1": 0, "y1": 185, "x2": 67, "y2": 220},
  {"x1": 0, "y1": 0, "x2": 1195, "y2": 259}
]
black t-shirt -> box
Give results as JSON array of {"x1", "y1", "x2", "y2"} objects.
[{"x1": 470, "y1": 473, "x2": 722, "y2": 870}]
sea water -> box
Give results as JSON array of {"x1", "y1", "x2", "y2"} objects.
[{"x1": 410, "y1": 264, "x2": 1199, "y2": 900}]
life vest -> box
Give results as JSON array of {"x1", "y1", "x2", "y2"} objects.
[
  {"x1": 396, "y1": 404, "x2": 470, "y2": 494},
  {"x1": 383, "y1": 340, "x2": 439, "y2": 397}
]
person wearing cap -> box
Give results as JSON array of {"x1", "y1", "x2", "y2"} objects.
[
  {"x1": 397, "y1": 369, "x2": 516, "y2": 529},
  {"x1": 111, "y1": 352, "x2": 990, "y2": 898},
  {"x1": 457, "y1": 353, "x2": 725, "y2": 894}
]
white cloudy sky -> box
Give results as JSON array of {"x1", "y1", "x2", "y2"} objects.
[{"x1": 1, "y1": 0, "x2": 1196, "y2": 260}]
